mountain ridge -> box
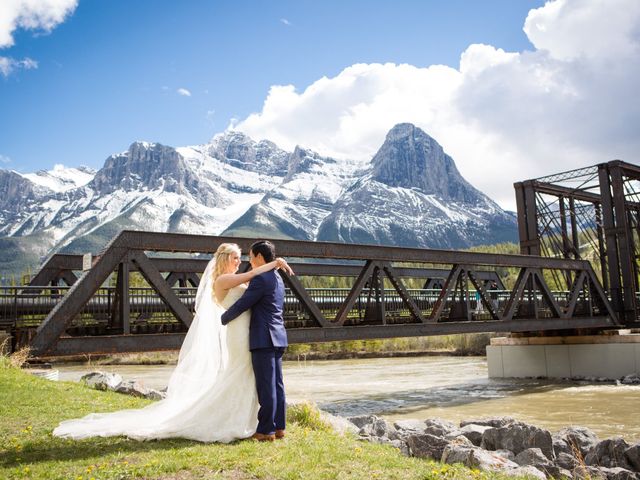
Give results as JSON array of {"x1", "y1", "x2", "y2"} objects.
[{"x1": 0, "y1": 124, "x2": 518, "y2": 277}]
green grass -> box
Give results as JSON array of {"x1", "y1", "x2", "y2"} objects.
[
  {"x1": 286, "y1": 402, "x2": 332, "y2": 433},
  {"x1": 0, "y1": 358, "x2": 527, "y2": 480}
]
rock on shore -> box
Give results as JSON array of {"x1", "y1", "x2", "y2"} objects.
[
  {"x1": 347, "y1": 415, "x2": 640, "y2": 479},
  {"x1": 81, "y1": 371, "x2": 165, "y2": 400}
]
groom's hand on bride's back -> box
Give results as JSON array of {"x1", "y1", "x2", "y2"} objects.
[{"x1": 220, "y1": 274, "x2": 266, "y2": 325}]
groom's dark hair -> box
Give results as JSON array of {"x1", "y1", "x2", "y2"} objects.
[{"x1": 250, "y1": 240, "x2": 276, "y2": 263}]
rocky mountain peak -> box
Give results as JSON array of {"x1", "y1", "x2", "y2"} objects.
[
  {"x1": 88, "y1": 142, "x2": 222, "y2": 207},
  {"x1": 0, "y1": 169, "x2": 51, "y2": 213},
  {"x1": 283, "y1": 146, "x2": 331, "y2": 181},
  {"x1": 76, "y1": 165, "x2": 97, "y2": 175},
  {"x1": 371, "y1": 123, "x2": 484, "y2": 204},
  {"x1": 208, "y1": 130, "x2": 288, "y2": 176},
  {"x1": 90, "y1": 142, "x2": 187, "y2": 194},
  {"x1": 384, "y1": 122, "x2": 424, "y2": 142},
  {"x1": 209, "y1": 131, "x2": 252, "y2": 159}
]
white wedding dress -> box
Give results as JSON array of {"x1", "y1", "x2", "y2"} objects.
[{"x1": 53, "y1": 259, "x2": 259, "y2": 443}]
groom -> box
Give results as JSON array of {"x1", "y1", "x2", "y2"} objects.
[{"x1": 221, "y1": 240, "x2": 288, "y2": 442}]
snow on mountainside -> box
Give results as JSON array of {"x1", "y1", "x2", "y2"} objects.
[
  {"x1": 23, "y1": 165, "x2": 96, "y2": 192},
  {"x1": 223, "y1": 146, "x2": 368, "y2": 239},
  {"x1": 0, "y1": 124, "x2": 517, "y2": 276}
]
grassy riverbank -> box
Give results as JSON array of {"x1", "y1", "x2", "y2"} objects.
[
  {"x1": 286, "y1": 334, "x2": 494, "y2": 358},
  {"x1": 61, "y1": 334, "x2": 493, "y2": 367},
  {"x1": 0, "y1": 357, "x2": 528, "y2": 480}
]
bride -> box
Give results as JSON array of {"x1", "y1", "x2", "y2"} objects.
[{"x1": 53, "y1": 243, "x2": 292, "y2": 443}]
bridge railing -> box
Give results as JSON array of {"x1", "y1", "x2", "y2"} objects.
[
  {"x1": 4, "y1": 286, "x2": 603, "y2": 334},
  {"x1": 1, "y1": 286, "x2": 458, "y2": 332}
]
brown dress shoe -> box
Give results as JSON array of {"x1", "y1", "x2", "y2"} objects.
[
  {"x1": 275, "y1": 429, "x2": 286, "y2": 439},
  {"x1": 251, "y1": 432, "x2": 275, "y2": 442}
]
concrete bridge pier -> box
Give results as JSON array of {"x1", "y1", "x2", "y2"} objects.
[{"x1": 486, "y1": 331, "x2": 640, "y2": 379}]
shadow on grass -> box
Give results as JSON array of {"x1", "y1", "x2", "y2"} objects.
[{"x1": 0, "y1": 434, "x2": 243, "y2": 468}]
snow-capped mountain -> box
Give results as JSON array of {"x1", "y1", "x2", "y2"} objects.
[
  {"x1": 0, "y1": 165, "x2": 95, "y2": 239},
  {"x1": 0, "y1": 124, "x2": 518, "y2": 276},
  {"x1": 316, "y1": 124, "x2": 517, "y2": 248}
]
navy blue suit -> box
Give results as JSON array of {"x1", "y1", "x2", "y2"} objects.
[{"x1": 221, "y1": 270, "x2": 288, "y2": 435}]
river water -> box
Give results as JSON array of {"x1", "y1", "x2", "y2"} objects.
[{"x1": 55, "y1": 356, "x2": 640, "y2": 442}]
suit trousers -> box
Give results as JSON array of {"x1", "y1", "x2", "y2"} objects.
[{"x1": 251, "y1": 347, "x2": 286, "y2": 435}]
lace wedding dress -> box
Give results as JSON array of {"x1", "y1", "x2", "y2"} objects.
[{"x1": 53, "y1": 259, "x2": 259, "y2": 443}]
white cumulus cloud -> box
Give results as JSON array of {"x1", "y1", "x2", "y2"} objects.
[
  {"x1": 280, "y1": 18, "x2": 291, "y2": 26},
  {"x1": 0, "y1": 0, "x2": 78, "y2": 48},
  {"x1": 234, "y1": 0, "x2": 640, "y2": 210},
  {"x1": 523, "y1": 0, "x2": 640, "y2": 61},
  {"x1": 0, "y1": 154, "x2": 11, "y2": 164},
  {"x1": 177, "y1": 88, "x2": 192, "y2": 97}
]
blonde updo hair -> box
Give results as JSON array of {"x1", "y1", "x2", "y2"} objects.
[{"x1": 211, "y1": 243, "x2": 242, "y2": 284}]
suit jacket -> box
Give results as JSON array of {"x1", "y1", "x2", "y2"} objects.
[{"x1": 220, "y1": 270, "x2": 288, "y2": 350}]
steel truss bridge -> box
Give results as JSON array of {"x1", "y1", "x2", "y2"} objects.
[{"x1": 1, "y1": 226, "x2": 622, "y2": 357}]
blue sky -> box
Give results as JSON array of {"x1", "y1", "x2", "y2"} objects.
[
  {"x1": 1, "y1": 1, "x2": 541, "y2": 173},
  {"x1": 2, "y1": 0, "x2": 639, "y2": 210}
]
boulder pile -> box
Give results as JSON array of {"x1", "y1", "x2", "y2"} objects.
[{"x1": 347, "y1": 415, "x2": 640, "y2": 479}]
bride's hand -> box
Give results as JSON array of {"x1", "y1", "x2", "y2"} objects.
[{"x1": 276, "y1": 257, "x2": 294, "y2": 276}]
